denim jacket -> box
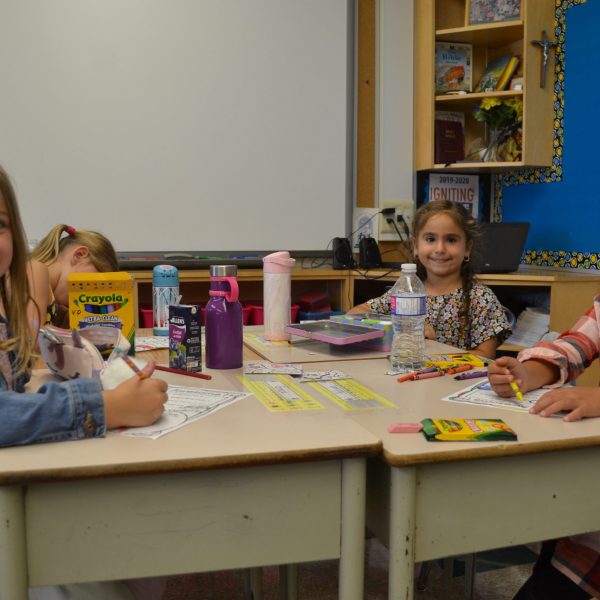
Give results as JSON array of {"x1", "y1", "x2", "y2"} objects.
[{"x1": 0, "y1": 318, "x2": 105, "y2": 447}]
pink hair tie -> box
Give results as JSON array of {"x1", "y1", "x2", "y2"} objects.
[{"x1": 65, "y1": 226, "x2": 76, "y2": 236}]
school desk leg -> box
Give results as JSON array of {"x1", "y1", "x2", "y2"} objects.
[
  {"x1": 339, "y1": 457, "x2": 367, "y2": 600},
  {"x1": 388, "y1": 466, "x2": 416, "y2": 600},
  {"x1": 279, "y1": 564, "x2": 298, "y2": 600},
  {"x1": 243, "y1": 568, "x2": 263, "y2": 600},
  {"x1": 0, "y1": 485, "x2": 28, "y2": 600}
]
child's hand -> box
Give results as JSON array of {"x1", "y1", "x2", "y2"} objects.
[
  {"x1": 530, "y1": 387, "x2": 600, "y2": 422},
  {"x1": 424, "y1": 323, "x2": 436, "y2": 340},
  {"x1": 103, "y1": 361, "x2": 168, "y2": 429},
  {"x1": 488, "y1": 356, "x2": 528, "y2": 397}
]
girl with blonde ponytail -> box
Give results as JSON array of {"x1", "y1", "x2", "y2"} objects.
[{"x1": 29, "y1": 223, "x2": 118, "y2": 327}]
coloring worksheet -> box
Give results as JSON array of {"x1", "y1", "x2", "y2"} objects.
[
  {"x1": 120, "y1": 385, "x2": 251, "y2": 439},
  {"x1": 443, "y1": 379, "x2": 551, "y2": 412}
]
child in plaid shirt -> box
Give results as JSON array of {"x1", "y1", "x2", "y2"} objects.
[{"x1": 489, "y1": 295, "x2": 600, "y2": 599}]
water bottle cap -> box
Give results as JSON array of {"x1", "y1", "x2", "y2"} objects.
[
  {"x1": 263, "y1": 251, "x2": 296, "y2": 273},
  {"x1": 401, "y1": 263, "x2": 417, "y2": 272},
  {"x1": 152, "y1": 264, "x2": 179, "y2": 286},
  {"x1": 210, "y1": 264, "x2": 238, "y2": 277}
]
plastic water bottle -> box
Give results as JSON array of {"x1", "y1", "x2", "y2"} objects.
[
  {"x1": 390, "y1": 263, "x2": 426, "y2": 373},
  {"x1": 152, "y1": 265, "x2": 179, "y2": 336}
]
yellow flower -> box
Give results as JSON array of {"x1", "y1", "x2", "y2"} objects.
[{"x1": 480, "y1": 97, "x2": 502, "y2": 111}]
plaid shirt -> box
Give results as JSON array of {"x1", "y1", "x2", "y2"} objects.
[{"x1": 519, "y1": 295, "x2": 600, "y2": 597}]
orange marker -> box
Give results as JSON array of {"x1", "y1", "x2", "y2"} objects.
[{"x1": 445, "y1": 364, "x2": 473, "y2": 375}]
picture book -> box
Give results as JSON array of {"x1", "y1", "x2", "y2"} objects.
[
  {"x1": 475, "y1": 55, "x2": 518, "y2": 92},
  {"x1": 424, "y1": 353, "x2": 487, "y2": 369},
  {"x1": 496, "y1": 56, "x2": 520, "y2": 91},
  {"x1": 435, "y1": 42, "x2": 472, "y2": 94},
  {"x1": 469, "y1": 0, "x2": 521, "y2": 25},
  {"x1": 421, "y1": 418, "x2": 517, "y2": 442}
]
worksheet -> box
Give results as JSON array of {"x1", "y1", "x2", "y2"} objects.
[
  {"x1": 134, "y1": 336, "x2": 170, "y2": 352},
  {"x1": 120, "y1": 385, "x2": 251, "y2": 439},
  {"x1": 443, "y1": 379, "x2": 550, "y2": 413}
]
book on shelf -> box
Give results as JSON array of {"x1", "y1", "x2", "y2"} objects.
[
  {"x1": 475, "y1": 55, "x2": 519, "y2": 92},
  {"x1": 468, "y1": 0, "x2": 521, "y2": 25},
  {"x1": 434, "y1": 111, "x2": 465, "y2": 165},
  {"x1": 435, "y1": 42, "x2": 472, "y2": 94}
]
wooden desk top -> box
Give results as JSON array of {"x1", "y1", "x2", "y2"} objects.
[
  {"x1": 337, "y1": 357, "x2": 600, "y2": 467},
  {"x1": 0, "y1": 362, "x2": 380, "y2": 484}
]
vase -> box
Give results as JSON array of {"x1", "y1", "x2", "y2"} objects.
[{"x1": 482, "y1": 128, "x2": 501, "y2": 162}]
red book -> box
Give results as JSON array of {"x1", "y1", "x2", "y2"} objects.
[{"x1": 434, "y1": 119, "x2": 465, "y2": 165}]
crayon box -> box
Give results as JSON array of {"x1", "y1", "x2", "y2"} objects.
[
  {"x1": 169, "y1": 304, "x2": 202, "y2": 372},
  {"x1": 68, "y1": 272, "x2": 135, "y2": 354}
]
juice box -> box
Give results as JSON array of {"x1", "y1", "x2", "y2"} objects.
[
  {"x1": 68, "y1": 272, "x2": 135, "y2": 354},
  {"x1": 169, "y1": 304, "x2": 202, "y2": 372}
]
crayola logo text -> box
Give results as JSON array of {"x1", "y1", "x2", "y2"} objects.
[{"x1": 78, "y1": 293, "x2": 124, "y2": 304}]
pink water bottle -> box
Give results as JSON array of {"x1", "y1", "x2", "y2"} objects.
[
  {"x1": 205, "y1": 265, "x2": 243, "y2": 369},
  {"x1": 263, "y1": 251, "x2": 296, "y2": 341}
]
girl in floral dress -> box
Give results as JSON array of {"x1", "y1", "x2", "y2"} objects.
[{"x1": 349, "y1": 200, "x2": 511, "y2": 358}]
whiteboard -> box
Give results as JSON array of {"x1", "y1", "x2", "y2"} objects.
[{"x1": 0, "y1": 0, "x2": 352, "y2": 252}]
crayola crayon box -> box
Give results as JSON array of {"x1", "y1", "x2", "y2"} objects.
[
  {"x1": 68, "y1": 272, "x2": 135, "y2": 355},
  {"x1": 421, "y1": 418, "x2": 517, "y2": 442}
]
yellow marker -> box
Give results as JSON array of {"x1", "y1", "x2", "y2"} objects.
[{"x1": 509, "y1": 380, "x2": 524, "y2": 402}]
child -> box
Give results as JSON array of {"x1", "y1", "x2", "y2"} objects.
[
  {"x1": 349, "y1": 200, "x2": 510, "y2": 358},
  {"x1": 0, "y1": 168, "x2": 167, "y2": 598},
  {"x1": 28, "y1": 224, "x2": 119, "y2": 328},
  {"x1": 488, "y1": 297, "x2": 600, "y2": 599},
  {"x1": 0, "y1": 164, "x2": 167, "y2": 445}
]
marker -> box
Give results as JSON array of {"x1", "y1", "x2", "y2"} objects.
[
  {"x1": 118, "y1": 352, "x2": 147, "y2": 380},
  {"x1": 454, "y1": 370, "x2": 488, "y2": 381},
  {"x1": 445, "y1": 364, "x2": 473, "y2": 375},
  {"x1": 510, "y1": 380, "x2": 525, "y2": 402},
  {"x1": 154, "y1": 365, "x2": 212, "y2": 380}
]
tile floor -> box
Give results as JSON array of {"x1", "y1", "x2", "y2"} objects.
[{"x1": 161, "y1": 538, "x2": 534, "y2": 599}]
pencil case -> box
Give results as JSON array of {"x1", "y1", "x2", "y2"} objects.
[{"x1": 38, "y1": 325, "x2": 130, "y2": 381}]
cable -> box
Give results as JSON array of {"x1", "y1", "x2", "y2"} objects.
[{"x1": 386, "y1": 217, "x2": 405, "y2": 243}]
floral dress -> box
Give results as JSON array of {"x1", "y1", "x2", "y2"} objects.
[{"x1": 366, "y1": 282, "x2": 511, "y2": 350}]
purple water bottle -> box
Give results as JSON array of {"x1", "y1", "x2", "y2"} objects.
[{"x1": 205, "y1": 265, "x2": 243, "y2": 369}]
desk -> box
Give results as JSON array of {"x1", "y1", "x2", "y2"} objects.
[
  {"x1": 0, "y1": 366, "x2": 379, "y2": 600},
  {"x1": 337, "y1": 357, "x2": 600, "y2": 600}
]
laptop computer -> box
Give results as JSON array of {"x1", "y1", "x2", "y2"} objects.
[{"x1": 472, "y1": 222, "x2": 530, "y2": 274}]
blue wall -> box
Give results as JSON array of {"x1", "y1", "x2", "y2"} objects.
[{"x1": 501, "y1": 1, "x2": 598, "y2": 255}]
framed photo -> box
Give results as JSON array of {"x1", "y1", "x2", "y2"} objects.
[{"x1": 468, "y1": 0, "x2": 521, "y2": 25}]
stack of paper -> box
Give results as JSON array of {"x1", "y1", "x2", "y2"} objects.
[{"x1": 503, "y1": 307, "x2": 550, "y2": 348}]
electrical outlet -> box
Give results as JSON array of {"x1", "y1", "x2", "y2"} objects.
[{"x1": 378, "y1": 199, "x2": 414, "y2": 241}]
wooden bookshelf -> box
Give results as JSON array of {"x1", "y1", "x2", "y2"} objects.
[{"x1": 415, "y1": 0, "x2": 555, "y2": 171}]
